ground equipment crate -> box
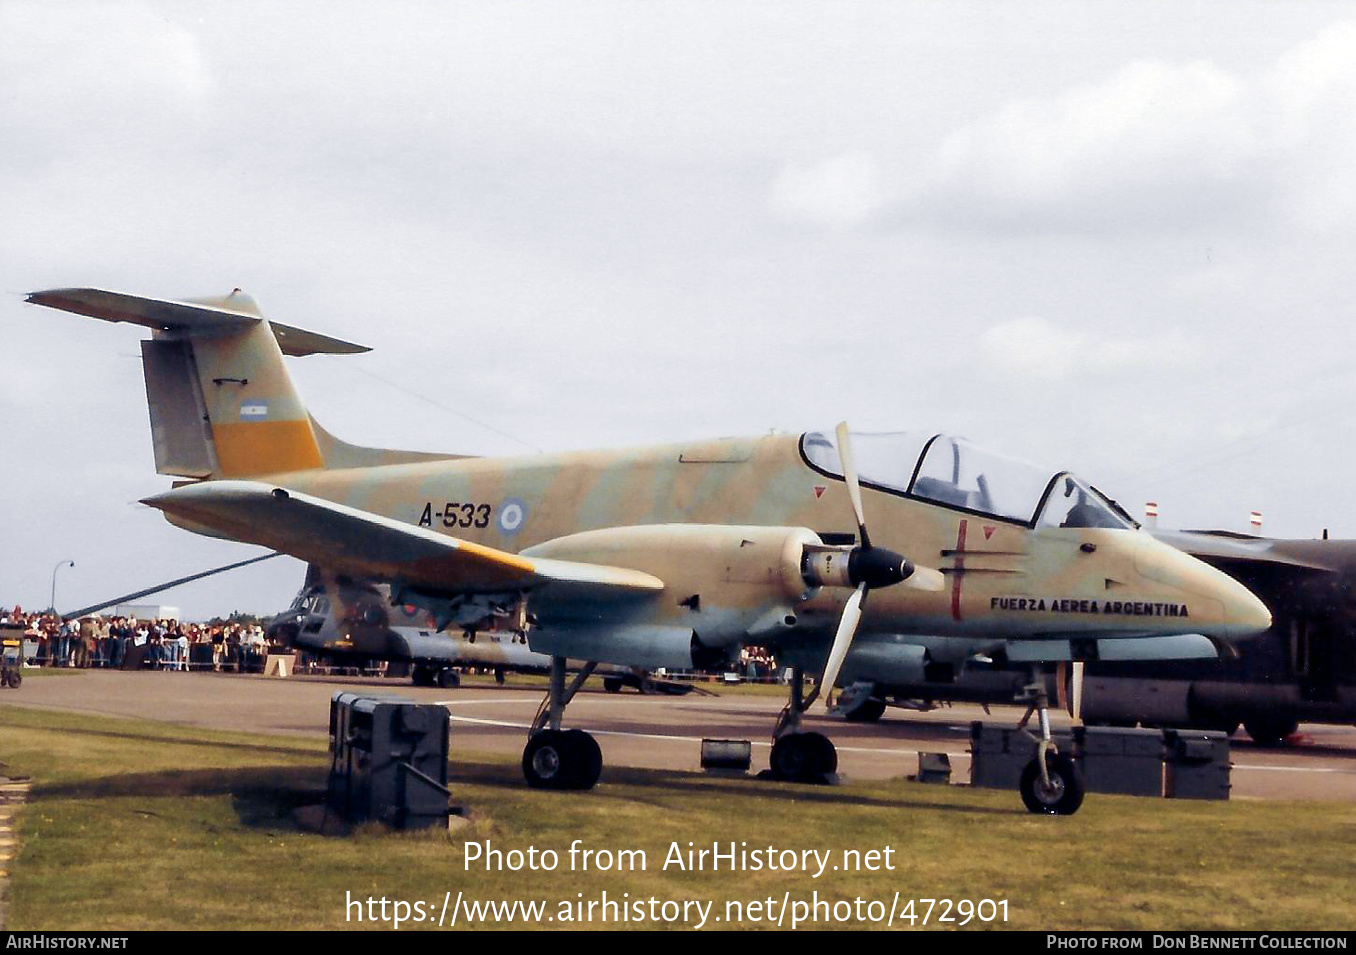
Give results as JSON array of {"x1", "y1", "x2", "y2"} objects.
[
  {"x1": 1162, "y1": 728, "x2": 1231, "y2": 800},
  {"x1": 1078, "y1": 726, "x2": 1165, "y2": 797},
  {"x1": 328, "y1": 692, "x2": 451, "y2": 829},
  {"x1": 970, "y1": 722, "x2": 1230, "y2": 800}
]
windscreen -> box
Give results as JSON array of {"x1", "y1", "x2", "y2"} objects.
[
  {"x1": 1037, "y1": 475, "x2": 1136, "y2": 529},
  {"x1": 803, "y1": 430, "x2": 1060, "y2": 524}
]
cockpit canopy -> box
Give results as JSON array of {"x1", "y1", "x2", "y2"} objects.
[{"x1": 801, "y1": 430, "x2": 1135, "y2": 529}]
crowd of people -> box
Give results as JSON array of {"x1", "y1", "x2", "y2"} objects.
[
  {"x1": 0, "y1": 605, "x2": 279, "y2": 671},
  {"x1": 739, "y1": 646, "x2": 778, "y2": 681},
  {"x1": 1, "y1": 603, "x2": 785, "y2": 682}
]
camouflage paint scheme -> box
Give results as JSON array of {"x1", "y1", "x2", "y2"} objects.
[{"x1": 27, "y1": 288, "x2": 1271, "y2": 683}]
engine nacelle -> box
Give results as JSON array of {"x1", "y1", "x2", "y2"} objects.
[{"x1": 523, "y1": 524, "x2": 824, "y2": 647}]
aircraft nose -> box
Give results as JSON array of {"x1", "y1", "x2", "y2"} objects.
[
  {"x1": 1221, "y1": 576, "x2": 1272, "y2": 638},
  {"x1": 1135, "y1": 536, "x2": 1271, "y2": 640}
]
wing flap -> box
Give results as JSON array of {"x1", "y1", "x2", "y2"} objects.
[{"x1": 141, "y1": 480, "x2": 664, "y2": 599}]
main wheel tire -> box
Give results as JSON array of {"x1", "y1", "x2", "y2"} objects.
[
  {"x1": 523, "y1": 730, "x2": 600, "y2": 790},
  {"x1": 523, "y1": 731, "x2": 572, "y2": 789},
  {"x1": 802, "y1": 731, "x2": 838, "y2": 775},
  {"x1": 770, "y1": 734, "x2": 809, "y2": 780},
  {"x1": 1020, "y1": 753, "x2": 1085, "y2": 815},
  {"x1": 436, "y1": 668, "x2": 461, "y2": 689},
  {"x1": 603, "y1": 677, "x2": 624, "y2": 694},
  {"x1": 1244, "y1": 717, "x2": 1299, "y2": 747},
  {"x1": 411, "y1": 665, "x2": 432, "y2": 687},
  {"x1": 562, "y1": 729, "x2": 602, "y2": 789},
  {"x1": 770, "y1": 732, "x2": 837, "y2": 781},
  {"x1": 842, "y1": 697, "x2": 887, "y2": 723}
]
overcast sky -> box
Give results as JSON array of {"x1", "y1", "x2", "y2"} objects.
[{"x1": 3, "y1": 1, "x2": 1355, "y2": 619}]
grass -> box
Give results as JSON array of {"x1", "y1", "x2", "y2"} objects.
[{"x1": 1, "y1": 705, "x2": 1354, "y2": 931}]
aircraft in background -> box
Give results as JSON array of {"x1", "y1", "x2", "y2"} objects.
[
  {"x1": 829, "y1": 531, "x2": 1356, "y2": 749},
  {"x1": 268, "y1": 565, "x2": 685, "y2": 694},
  {"x1": 28, "y1": 286, "x2": 1272, "y2": 814},
  {"x1": 1077, "y1": 531, "x2": 1356, "y2": 745}
]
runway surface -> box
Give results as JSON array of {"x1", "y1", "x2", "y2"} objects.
[{"x1": 5, "y1": 670, "x2": 1356, "y2": 801}]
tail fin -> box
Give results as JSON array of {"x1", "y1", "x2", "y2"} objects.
[{"x1": 27, "y1": 287, "x2": 452, "y2": 479}]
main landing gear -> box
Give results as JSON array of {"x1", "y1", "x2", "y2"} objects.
[
  {"x1": 522, "y1": 656, "x2": 603, "y2": 790},
  {"x1": 1244, "y1": 716, "x2": 1299, "y2": 748},
  {"x1": 411, "y1": 664, "x2": 460, "y2": 688},
  {"x1": 769, "y1": 666, "x2": 839, "y2": 783},
  {"x1": 1015, "y1": 669, "x2": 1085, "y2": 815}
]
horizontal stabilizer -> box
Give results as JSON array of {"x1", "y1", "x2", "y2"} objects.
[
  {"x1": 141, "y1": 480, "x2": 665, "y2": 601},
  {"x1": 27, "y1": 287, "x2": 369, "y2": 356}
]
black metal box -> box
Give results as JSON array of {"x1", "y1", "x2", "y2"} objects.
[
  {"x1": 1162, "y1": 728, "x2": 1231, "y2": 800},
  {"x1": 1078, "y1": 726, "x2": 1165, "y2": 797},
  {"x1": 328, "y1": 692, "x2": 451, "y2": 828}
]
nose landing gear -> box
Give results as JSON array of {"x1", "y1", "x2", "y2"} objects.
[{"x1": 1016, "y1": 669, "x2": 1085, "y2": 815}]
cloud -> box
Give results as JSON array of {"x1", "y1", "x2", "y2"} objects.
[
  {"x1": 924, "y1": 59, "x2": 1257, "y2": 227},
  {"x1": 979, "y1": 316, "x2": 1198, "y2": 383},
  {"x1": 769, "y1": 152, "x2": 887, "y2": 229},
  {"x1": 0, "y1": 2, "x2": 212, "y2": 169},
  {"x1": 770, "y1": 21, "x2": 1356, "y2": 234}
]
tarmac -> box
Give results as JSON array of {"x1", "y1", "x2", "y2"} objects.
[{"x1": 5, "y1": 669, "x2": 1356, "y2": 801}]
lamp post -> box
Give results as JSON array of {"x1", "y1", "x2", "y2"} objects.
[{"x1": 50, "y1": 559, "x2": 74, "y2": 615}]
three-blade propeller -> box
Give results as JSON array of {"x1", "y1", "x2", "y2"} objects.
[{"x1": 811, "y1": 422, "x2": 943, "y2": 709}]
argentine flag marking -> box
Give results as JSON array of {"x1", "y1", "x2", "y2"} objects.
[{"x1": 240, "y1": 401, "x2": 269, "y2": 420}]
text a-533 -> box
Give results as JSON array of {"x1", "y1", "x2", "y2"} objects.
[{"x1": 419, "y1": 502, "x2": 492, "y2": 529}]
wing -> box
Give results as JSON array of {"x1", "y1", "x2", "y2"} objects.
[
  {"x1": 1155, "y1": 529, "x2": 1334, "y2": 572},
  {"x1": 141, "y1": 480, "x2": 664, "y2": 600}
]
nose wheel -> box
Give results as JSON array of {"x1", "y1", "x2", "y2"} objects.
[
  {"x1": 1016, "y1": 667, "x2": 1086, "y2": 815},
  {"x1": 523, "y1": 657, "x2": 602, "y2": 790},
  {"x1": 1020, "y1": 751, "x2": 1084, "y2": 815}
]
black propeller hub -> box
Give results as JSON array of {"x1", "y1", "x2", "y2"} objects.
[{"x1": 847, "y1": 546, "x2": 913, "y2": 590}]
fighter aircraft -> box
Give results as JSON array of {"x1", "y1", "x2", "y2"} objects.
[
  {"x1": 268, "y1": 565, "x2": 526, "y2": 686},
  {"x1": 25, "y1": 287, "x2": 1272, "y2": 814},
  {"x1": 269, "y1": 565, "x2": 678, "y2": 694},
  {"x1": 827, "y1": 530, "x2": 1356, "y2": 748},
  {"x1": 1077, "y1": 531, "x2": 1356, "y2": 745}
]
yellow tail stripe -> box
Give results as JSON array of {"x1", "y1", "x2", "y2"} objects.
[{"x1": 212, "y1": 420, "x2": 324, "y2": 477}]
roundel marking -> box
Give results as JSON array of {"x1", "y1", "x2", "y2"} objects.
[{"x1": 498, "y1": 497, "x2": 528, "y2": 536}]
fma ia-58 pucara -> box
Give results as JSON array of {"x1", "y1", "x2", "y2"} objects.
[{"x1": 27, "y1": 287, "x2": 1272, "y2": 815}]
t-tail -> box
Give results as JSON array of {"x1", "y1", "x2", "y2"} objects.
[{"x1": 26, "y1": 287, "x2": 454, "y2": 480}]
